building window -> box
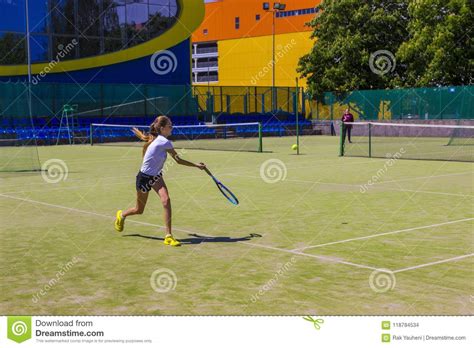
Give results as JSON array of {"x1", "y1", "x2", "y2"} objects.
[
  {"x1": 256, "y1": 14, "x2": 260, "y2": 21},
  {"x1": 275, "y1": 7, "x2": 318, "y2": 19},
  {"x1": 0, "y1": 0, "x2": 181, "y2": 65},
  {"x1": 203, "y1": 29, "x2": 208, "y2": 35},
  {"x1": 235, "y1": 17, "x2": 240, "y2": 29},
  {"x1": 0, "y1": 33, "x2": 27, "y2": 65}
]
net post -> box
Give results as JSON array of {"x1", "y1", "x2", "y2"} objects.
[
  {"x1": 258, "y1": 122, "x2": 263, "y2": 153},
  {"x1": 368, "y1": 122, "x2": 372, "y2": 158},
  {"x1": 339, "y1": 122, "x2": 344, "y2": 156},
  {"x1": 90, "y1": 123, "x2": 93, "y2": 146},
  {"x1": 295, "y1": 78, "x2": 300, "y2": 155}
]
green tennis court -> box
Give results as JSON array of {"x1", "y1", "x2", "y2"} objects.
[{"x1": 0, "y1": 136, "x2": 472, "y2": 315}]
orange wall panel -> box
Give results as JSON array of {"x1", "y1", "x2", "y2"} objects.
[{"x1": 192, "y1": 0, "x2": 320, "y2": 42}]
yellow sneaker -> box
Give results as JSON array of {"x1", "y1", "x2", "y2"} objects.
[
  {"x1": 114, "y1": 210, "x2": 125, "y2": 232},
  {"x1": 164, "y1": 235, "x2": 181, "y2": 247}
]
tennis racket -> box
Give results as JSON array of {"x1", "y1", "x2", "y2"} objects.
[{"x1": 204, "y1": 167, "x2": 239, "y2": 205}]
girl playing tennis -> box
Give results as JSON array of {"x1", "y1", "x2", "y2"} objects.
[{"x1": 114, "y1": 115, "x2": 206, "y2": 246}]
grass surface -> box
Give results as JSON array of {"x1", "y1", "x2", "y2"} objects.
[{"x1": 0, "y1": 136, "x2": 473, "y2": 315}]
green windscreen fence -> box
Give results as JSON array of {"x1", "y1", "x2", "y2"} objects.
[
  {"x1": 192, "y1": 86, "x2": 306, "y2": 117},
  {"x1": 0, "y1": 82, "x2": 41, "y2": 172},
  {"x1": 0, "y1": 82, "x2": 197, "y2": 172},
  {"x1": 314, "y1": 85, "x2": 473, "y2": 120},
  {"x1": 0, "y1": 82, "x2": 197, "y2": 119},
  {"x1": 340, "y1": 122, "x2": 474, "y2": 162}
]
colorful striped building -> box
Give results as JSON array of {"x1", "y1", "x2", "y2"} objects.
[
  {"x1": 0, "y1": 0, "x2": 204, "y2": 85},
  {"x1": 191, "y1": 0, "x2": 319, "y2": 87}
]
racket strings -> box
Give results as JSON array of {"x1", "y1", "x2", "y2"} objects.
[{"x1": 217, "y1": 182, "x2": 239, "y2": 205}]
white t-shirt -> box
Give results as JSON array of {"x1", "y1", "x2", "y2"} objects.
[{"x1": 140, "y1": 135, "x2": 174, "y2": 176}]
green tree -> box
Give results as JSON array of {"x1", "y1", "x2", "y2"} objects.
[
  {"x1": 298, "y1": 0, "x2": 409, "y2": 101},
  {"x1": 396, "y1": 0, "x2": 473, "y2": 87}
]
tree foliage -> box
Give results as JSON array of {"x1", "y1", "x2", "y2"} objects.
[
  {"x1": 396, "y1": 0, "x2": 473, "y2": 87},
  {"x1": 298, "y1": 0, "x2": 473, "y2": 100}
]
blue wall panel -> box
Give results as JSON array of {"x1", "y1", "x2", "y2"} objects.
[{"x1": 0, "y1": 39, "x2": 190, "y2": 85}]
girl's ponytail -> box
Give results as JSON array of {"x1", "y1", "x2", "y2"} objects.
[{"x1": 132, "y1": 115, "x2": 170, "y2": 157}]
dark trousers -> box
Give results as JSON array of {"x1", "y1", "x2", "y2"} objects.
[{"x1": 342, "y1": 125, "x2": 352, "y2": 143}]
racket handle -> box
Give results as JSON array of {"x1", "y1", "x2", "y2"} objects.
[{"x1": 203, "y1": 167, "x2": 212, "y2": 176}]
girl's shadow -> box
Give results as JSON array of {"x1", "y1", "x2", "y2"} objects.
[{"x1": 123, "y1": 232, "x2": 262, "y2": 245}]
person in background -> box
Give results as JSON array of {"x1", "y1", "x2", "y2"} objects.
[{"x1": 341, "y1": 108, "x2": 354, "y2": 143}]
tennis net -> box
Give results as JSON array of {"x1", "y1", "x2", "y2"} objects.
[
  {"x1": 0, "y1": 139, "x2": 41, "y2": 172},
  {"x1": 340, "y1": 122, "x2": 474, "y2": 162},
  {"x1": 0, "y1": 116, "x2": 41, "y2": 172},
  {"x1": 90, "y1": 122, "x2": 263, "y2": 152},
  {"x1": 75, "y1": 96, "x2": 167, "y2": 117}
]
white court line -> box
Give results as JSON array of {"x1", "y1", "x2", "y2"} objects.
[
  {"x1": 375, "y1": 171, "x2": 473, "y2": 184},
  {"x1": 0, "y1": 158, "x2": 379, "y2": 191},
  {"x1": 226, "y1": 173, "x2": 357, "y2": 187},
  {"x1": 227, "y1": 170, "x2": 473, "y2": 187},
  {"x1": 237, "y1": 241, "x2": 379, "y2": 271},
  {"x1": 0, "y1": 172, "x2": 232, "y2": 195},
  {"x1": 1, "y1": 193, "x2": 472, "y2": 274},
  {"x1": 295, "y1": 218, "x2": 474, "y2": 252},
  {"x1": 394, "y1": 189, "x2": 473, "y2": 198},
  {"x1": 225, "y1": 173, "x2": 474, "y2": 197},
  {"x1": 4, "y1": 175, "x2": 471, "y2": 198},
  {"x1": 0, "y1": 193, "x2": 115, "y2": 220},
  {"x1": 394, "y1": 254, "x2": 474, "y2": 273},
  {"x1": 0, "y1": 193, "x2": 378, "y2": 271}
]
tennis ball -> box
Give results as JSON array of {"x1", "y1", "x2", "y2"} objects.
[{"x1": 292, "y1": 144, "x2": 298, "y2": 151}]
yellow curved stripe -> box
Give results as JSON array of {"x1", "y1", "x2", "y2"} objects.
[{"x1": 0, "y1": 0, "x2": 204, "y2": 76}]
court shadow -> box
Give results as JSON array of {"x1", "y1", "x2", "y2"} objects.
[{"x1": 123, "y1": 232, "x2": 262, "y2": 245}]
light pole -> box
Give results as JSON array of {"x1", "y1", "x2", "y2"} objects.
[
  {"x1": 25, "y1": 0, "x2": 35, "y2": 146},
  {"x1": 25, "y1": 0, "x2": 32, "y2": 85},
  {"x1": 263, "y1": 2, "x2": 286, "y2": 112}
]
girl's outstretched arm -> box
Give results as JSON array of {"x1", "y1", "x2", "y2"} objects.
[{"x1": 167, "y1": 148, "x2": 206, "y2": 170}]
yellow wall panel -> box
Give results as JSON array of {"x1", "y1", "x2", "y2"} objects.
[{"x1": 217, "y1": 32, "x2": 314, "y2": 87}]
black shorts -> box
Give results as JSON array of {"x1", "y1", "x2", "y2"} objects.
[{"x1": 136, "y1": 171, "x2": 163, "y2": 193}]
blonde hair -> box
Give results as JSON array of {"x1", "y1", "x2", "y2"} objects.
[{"x1": 132, "y1": 115, "x2": 171, "y2": 157}]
